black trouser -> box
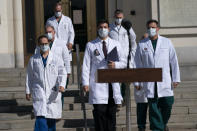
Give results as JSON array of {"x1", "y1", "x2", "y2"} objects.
[
  {"x1": 93, "y1": 84, "x2": 117, "y2": 131},
  {"x1": 137, "y1": 103, "x2": 148, "y2": 129}
]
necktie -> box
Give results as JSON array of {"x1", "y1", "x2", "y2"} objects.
[{"x1": 102, "y1": 41, "x2": 107, "y2": 59}]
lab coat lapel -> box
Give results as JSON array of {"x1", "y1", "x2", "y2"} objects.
[
  {"x1": 154, "y1": 35, "x2": 162, "y2": 58},
  {"x1": 38, "y1": 54, "x2": 44, "y2": 68},
  {"x1": 58, "y1": 15, "x2": 64, "y2": 25},
  {"x1": 107, "y1": 38, "x2": 115, "y2": 54},
  {"x1": 50, "y1": 38, "x2": 57, "y2": 52},
  {"x1": 112, "y1": 23, "x2": 119, "y2": 33},
  {"x1": 95, "y1": 38, "x2": 105, "y2": 60},
  {"x1": 46, "y1": 51, "x2": 53, "y2": 67},
  {"x1": 147, "y1": 39, "x2": 154, "y2": 53}
]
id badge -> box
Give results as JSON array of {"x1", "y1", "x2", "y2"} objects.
[{"x1": 94, "y1": 49, "x2": 100, "y2": 56}]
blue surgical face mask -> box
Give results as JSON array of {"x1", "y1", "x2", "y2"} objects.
[
  {"x1": 55, "y1": 11, "x2": 62, "y2": 17},
  {"x1": 40, "y1": 44, "x2": 50, "y2": 52},
  {"x1": 46, "y1": 33, "x2": 53, "y2": 40},
  {"x1": 148, "y1": 28, "x2": 157, "y2": 37},
  {"x1": 98, "y1": 28, "x2": 109, "y2": 38}
]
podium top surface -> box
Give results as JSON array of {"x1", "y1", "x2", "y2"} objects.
[{"x1": 97, "y1": 68, "x2": 162, "y2": 83}]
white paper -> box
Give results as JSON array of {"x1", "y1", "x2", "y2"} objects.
[{"x1": 73, "y1": 10, "x2": 83, "y2": 24}]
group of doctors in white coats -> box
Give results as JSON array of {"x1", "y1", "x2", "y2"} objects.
[
  {"x1": 26, "y1": 2, "x2": 75, "y2": 131},
  {"x1": 82, "y1": 10, "x2": 180, "y2": 131},
  {"x1": 25, "y1": 2, "x2": 180, "y2": 131}
]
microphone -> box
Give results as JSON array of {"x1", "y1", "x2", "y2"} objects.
[
  {"x1": 121, "y1": 19, "x2": 132, "y2": 68},
  {"x1": 121, "y1": 19, "x2": 132, "y2": 31}
]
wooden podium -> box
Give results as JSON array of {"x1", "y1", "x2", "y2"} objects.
[{"x1": 97, "y1": 68, "x2": 162, "y2": 131}]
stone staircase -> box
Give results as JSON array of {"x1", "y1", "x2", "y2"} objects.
[{"x1": 0, "y1": 68, "x2": 197, "y2": 131}]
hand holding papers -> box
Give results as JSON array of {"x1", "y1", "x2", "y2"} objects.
[
  {"x1": 106, "y1": 47, "x2": 119, "y2": 62},
  {"x1": 106, "y1": 47, "x2": 119, "y2": 68}
]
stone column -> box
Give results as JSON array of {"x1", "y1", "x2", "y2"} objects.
[{"x1": 13, "y1": 0, "x2": 24, "y2": 68}]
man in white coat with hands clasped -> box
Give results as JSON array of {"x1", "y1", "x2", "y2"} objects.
[
  {"x1": 82, "y1": 20, "x2": 126, "y2": 131},
  {"x1": 109, "y1": 9, "x2": 137, "y2": 106},
  {"x1": 26, "y1": 35, "x2": 67, "y2": 131},
  {"x1": 134, "y1": 19, "x2": 180, "y2": 131}
]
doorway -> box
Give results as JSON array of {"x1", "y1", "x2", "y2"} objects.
[{"x1": 24, "y1": 0, "x2": 107, "y2": 64}]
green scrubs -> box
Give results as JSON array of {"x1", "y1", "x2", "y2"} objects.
[
  {"x1": 148, "y1": 39, "x2": 174, "y2": 131},
  {"x1": 148, "y1": 84, "x2": 174, "y2": 131}
]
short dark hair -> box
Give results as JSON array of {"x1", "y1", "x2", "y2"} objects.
[
  {"x1": 146, "y1": 19, "x2": 159, "y2": 28},
  {"x1": 97, "y1": 19, "x2": 109, "y2": 27},
  {"x1": 38, "y1": 35, "x2": 49, "y2": 44},
  {"x1": 114, "y1": 9, "x2": 123, "y2": 15},
  {"x1": 54, "y1": 2, "x2": 62, "y2": 10}
]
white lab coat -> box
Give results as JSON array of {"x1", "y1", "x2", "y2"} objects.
[
  {"x1": 82, "y1": 37, "x2": 127, "y2": 104},
  {"x1": 109, "y1": 23, "x2": 137, "y2": 60},
  {"x1": 134, "y1": 35, "x2": 181, "y2": 98},
  {"x1": 46, "y1": 15, "x2": 75, "y2": 61},
  {"x1": 109, "y1": 23, "x2": 145, "y2": 103},
  {"x1": 26, "y1": 52, "x2": 67, "y2": 119},
  {"x1": 35, "y1": 37, "x2": 71, "y2": 74}
]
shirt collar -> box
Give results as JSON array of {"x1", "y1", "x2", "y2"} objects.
[{"x1": 98, "y1": 37, "x2": 110, "y2": 44}]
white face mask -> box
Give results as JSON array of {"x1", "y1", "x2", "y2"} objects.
[
  {"x1": 115, "y1": 18, "x2": 122, "y2": 25},
  {"x1": 40, "y1": 44, "x2": 50, "y2": 52},
  {"x1": 148, "y1": 28, "x2": 157, "y2": 37},
  {"x1": 46, "y1": 33, "x2": 53, "y2": 40},
  {"x1": 98, "y1": 28, "x2": 109, "y2": 38},
  {"x1": 55, "y1": 11, "x2": 62, "y2": 17}
]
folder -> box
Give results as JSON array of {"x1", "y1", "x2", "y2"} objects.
[{"x1": 106, "y1": 47, "x2": 119, "y2": 62}]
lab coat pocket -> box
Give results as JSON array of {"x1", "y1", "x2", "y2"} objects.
[
  {"x1": 160, "y1": 48, "x2": 168, "y2": 52},
  {"x1": 160, "y1": 48, "x2": 169, "y2": 59},
  {"x1": 93, "y1": 55, "x2": 102, "y2": 64},
  {"x1": 32, "y1": 88, "x2": 43, "y2": 101},
  {"x1": 49, "y1": 64, "x2": 58, "y2": 75},
  {"x1": 48, "y1": 89, "x2": 60, "y2": 103},
  {"x1": 142, "y1": 49, "x2": 151, "y2": 56},
  {"x1": 33, "y1": 62, "x2": 42, "y2": 75},
  {"x1": 33, "y1": 72, "x2": 39, "y2": 80}
]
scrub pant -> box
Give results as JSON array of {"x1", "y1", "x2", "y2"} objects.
[
  {"x1": 93, "y1": 84, "x2": 117, "y2": 131},
  {"x1": 61, "y1": 77, "x2": 69, "y2": 109},
  {"x1": 148, "y1": 84, "x2": 174, "y2": 131},
  {"x1": 34, "y1": 116, "x2": 56, "y2": 131},
  {"x1": 137, "y1": 103, "x2": 148, "y2": 129}
]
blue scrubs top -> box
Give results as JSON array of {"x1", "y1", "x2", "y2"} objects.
[{"x1": 41, "y1": 55, "x2": 48, "y2": 68}]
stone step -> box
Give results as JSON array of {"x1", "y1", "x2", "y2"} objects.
[
  {"x1": 3, "y1": 128, "x2": 197, "y2": 131},
  {"x1": 0, "y1": 98, "x2": 197, "y2": 113},
  {"x1": 0, "y1": 118, "x2": 196, "y2": 130},
  {"x1": 0, "y1": 81, "x2": 25, "y2": 87},
  {"x1": 0, "y1": 90, "x2": 82, "y2": 100},
  {"x1": 0, "y1": 109, "x2": 196, "y2": 123},
  {"x1": 0, "y1": 82, "x2": 196, "y2": 92},
  {"x1": 1, "y1": 97, "x2": 197, "y2": 108},
  {"x1": 174, "y1": 99, "x2": 197, "y2": 107},
  {"x1": 0, "y1": 68, "x2": 25, "y2": 76},
  {"x1": 0, "y1": 67, "x2": 78, "y2": 86},
  {"x1": 0, "y1": 85, "x2": 78, "y2": 92},
  {"x1": 1, "y1": 90, "x2": 197, "y2": 102},
  {"x1": 0, "y1": 104, "x2": 191, "y2": 116}
]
